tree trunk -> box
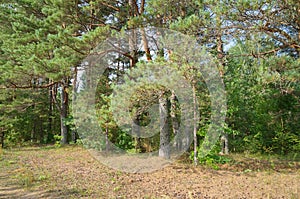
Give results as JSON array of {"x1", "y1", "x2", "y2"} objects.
[
  {"x1": 192, "y1": 83, "x2": 198, "y2": 165},
  {"x1": 141, "y1": 28, "x2": 152, "y2": 61},
  {"x1": 170, "y1": 90, "x2": 181, "y2": 151},
  {"x1": 220, "y1": 134, "x2": 229, "y2": 155},
  {"x1": 48, "y1": 82, "x2": 53, "y2": 140},
  {"x1": 71, "y1": 66, "x2": 78, "y2": 143},
  {"x1": 0, "y1": 131, "x2": 4, "y2": 148},
  {"x1": 133, "y1": 118, "x2": 141, "y2": 153},
  {"x1": 127, "y1": 17, "x2": 140, "y2": 151},
  {"x1": 31, "y1": 122, "x2": 36, "y2": 143},
  {"x1": 31, "y1": 79, "x2": 36, "y2": 143},
  {"x1": 47, "y1": 82, "x2": 56, "y2": 143},
  {"x1": 216, "y1": 15, "x2": 229, "y2": 155},
  {"x1": 39, "y1": 120, "x2": 43, "y2": 144},
  {"x1": 159, "y1": 96, "x2": 170, "y2": 159},
  {"x1": 105, "y1": 124, "x2": 109, "y2": 153},
  {"x1": 60, "y1": 82, "x2": 68, "y2": 145}
]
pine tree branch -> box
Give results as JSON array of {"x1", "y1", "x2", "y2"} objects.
[
  {"x1": 140, "y1": 0, "x2": 145, "y2": 14},
  {"x1": 228, "y1": 47, "x2": 282, "y2": 58},
  {"x1": 100, "y1": 1, "x2": 120, "y2": 11},
  {"x1": 132, "y1": 0, "x2": 140, "y2": 15},
  {"x1": 6, "y1": 80, "x2": 61, "y2": 89}
]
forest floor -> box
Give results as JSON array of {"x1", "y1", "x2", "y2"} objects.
[{"x1": 0, "y1": 145, "x2": 299, "y2": 199}]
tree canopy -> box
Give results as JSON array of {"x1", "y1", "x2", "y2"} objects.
[{"x1": 0, "y1": 0, "x2": 299, "y2": 161}]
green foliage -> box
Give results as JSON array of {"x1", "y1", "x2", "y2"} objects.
[
  {"x1": 225, "y1": 39, "x2": 300, "y2": 155},
  {"x1": 115, "y1": 131, "x2": 134, "y2": 150},
  {"x1": 54, "y1": 135, "x2": 63, "y2": 148},
  {"x1": 198, "y1": 154, "x2": 232, "y2": 170},
  {"x1": 190, "y1": 144, "x2": 232, "y2": 169},
  {"x1": 193, "y1": 126, "x2": 233, "y2": 168},
  {"x1": 0, "y1": 0, "x2": 299, "y2": 161}
]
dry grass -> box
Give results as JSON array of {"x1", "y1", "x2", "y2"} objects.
[{"x1": 0, "y1": 145, "x2": 299, "y2": 199}]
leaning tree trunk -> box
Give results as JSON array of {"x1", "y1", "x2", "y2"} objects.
[{"x1": 159, "y1": 95, "x2": 170, "y2": 159}]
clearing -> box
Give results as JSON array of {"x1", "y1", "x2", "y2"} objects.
[{"x1": 0, "y1": 146, "x2": 299, "y2": 198}]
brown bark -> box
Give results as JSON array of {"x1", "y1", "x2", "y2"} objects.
[
  {"x1": 141, "y1": 28, "x2": 152, "y2": 61},
  {"x1": 0, "y1": 131, "x2": 4, "y2": 148}
]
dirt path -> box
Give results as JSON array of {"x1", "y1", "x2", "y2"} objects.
[
  {"x1": 0, "y1": 171, "x2": 23, "y2": 199},
  {"x1": 0, "y1": 146, "x2": 299, "y2": 198}
]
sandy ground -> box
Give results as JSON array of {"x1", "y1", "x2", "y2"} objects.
[{"x1": 0, "y1": 146, "x2": 299, "y2": 199}]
